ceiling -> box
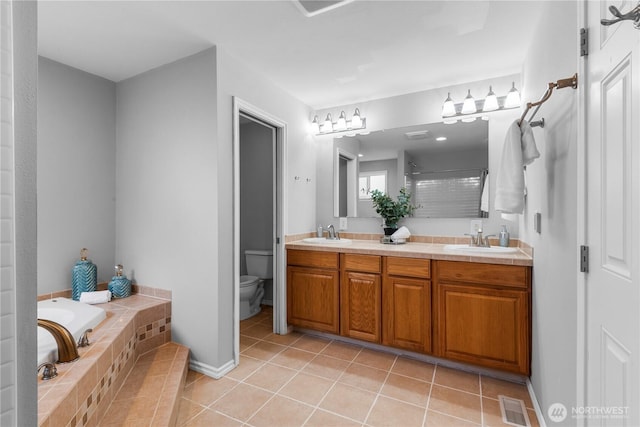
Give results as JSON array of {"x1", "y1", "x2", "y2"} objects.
[{"x1": 37, "y1": 1, "x2": 545, "y2": 109}]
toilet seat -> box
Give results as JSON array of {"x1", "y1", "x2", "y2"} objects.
[{"x1": 240, "y1": 275, "x2": 259, "y2": 287}]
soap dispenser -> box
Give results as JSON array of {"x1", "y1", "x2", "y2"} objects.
[
  {"x1": 499, "y1": 225, "x2": 510, "y2": 247},
  {"x1": 108, "y1": 264, "x2": 132, "y2": 298},
  {"x1": 72, "y1": 248, "x2": 97, "y2": 301}
]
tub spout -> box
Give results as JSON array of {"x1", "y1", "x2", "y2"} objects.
[{"x1": 37, "y1": 319, "x2": 79, "y2": 363}]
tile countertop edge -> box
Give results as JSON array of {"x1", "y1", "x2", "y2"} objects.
[{"x1": 285, "y1": 240, "x2": 533, "y2": 266}]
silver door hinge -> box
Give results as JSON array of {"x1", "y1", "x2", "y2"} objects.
[
  {"x1": 580, "y1": 245, "x2": 589, "y2": 272},
  {"x1": 580, "y1": 28, "x2": 589, "y2": 57},
  {"x1": 276, "y1": 237, "x2": 280, "y2": 244}
]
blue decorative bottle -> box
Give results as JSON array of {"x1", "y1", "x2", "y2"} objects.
[
  {"x1": 72, "y1": 248, "x2": 97, "y2": 301},
  {"x1": 108, "y1": 264, "x2": 131, "y2": 298}
]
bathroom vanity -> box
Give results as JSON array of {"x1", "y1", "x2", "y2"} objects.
[{"x1": 286, "y1": 240, "x2": 532, "y2": 375}]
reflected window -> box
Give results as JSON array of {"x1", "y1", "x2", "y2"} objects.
[{"x1": 359, "y1": 171, "x2": 387, "y2": 199}]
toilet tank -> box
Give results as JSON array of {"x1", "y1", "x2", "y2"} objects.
[{"x1": 245, "y1": 250, "x2": 273, "y2": 279}]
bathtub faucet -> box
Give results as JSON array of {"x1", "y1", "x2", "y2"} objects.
[{"x1": 37, "y1": 319, "x2": 80, "y2": 363}]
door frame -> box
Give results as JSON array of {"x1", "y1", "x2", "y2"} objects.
[{"x1": 232, "y1": 97, "x2": 288, "y2": 366}]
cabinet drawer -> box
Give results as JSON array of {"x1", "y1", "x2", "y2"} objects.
[
  {"x1": 436, "y1": 261, "x2": 529, "y2": 289},
  {"x1": 342, "y1": 254, "x2": 381, "y2": 274},
  {"x1": 287, "y1": 249, "x2": 338, "y2": 269},
  {"x1": 385, "y1": 257, "x2": 431, "y2": 278}
]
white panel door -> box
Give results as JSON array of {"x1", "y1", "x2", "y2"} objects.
[{"x1": 586, "y1": 1, "x2": 640, "y2": 426}]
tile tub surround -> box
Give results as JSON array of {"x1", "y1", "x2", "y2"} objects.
[
  {"x1": 37, "y1": 295, "x2": 172, "y2": 427},
  {"x1": 286, "y1": 238, "x2": 533, "y2": 266}
]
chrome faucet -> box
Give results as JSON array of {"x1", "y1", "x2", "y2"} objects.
[
  {"x1": 326, "y1": 224, "x2": 340, "y2": 240},
  {"x1": 37, "y1": 319, "x2": 79, "y2": 363},
  {"x1": 464, "y1": 230, "x2": 495, "y2": 247}
]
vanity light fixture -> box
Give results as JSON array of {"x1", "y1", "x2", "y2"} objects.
[
  {"x1": 441, "y1": 82, "x2": 521, "y2": 122},
  {"x1": 311, "y1": 108, "x2": 367, "y2": 135}
]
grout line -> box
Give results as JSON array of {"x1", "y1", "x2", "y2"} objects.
[
  {"x1": 362, "y1": 353, "x2": 397, "y2": 425},
  {"x1": 479, "y1": 372, "x2": 485, "y2": 427}
]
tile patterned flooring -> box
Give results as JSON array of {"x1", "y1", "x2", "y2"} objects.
[{"x1": 176, "y1": 307, "x2": 539, "y2": 427}]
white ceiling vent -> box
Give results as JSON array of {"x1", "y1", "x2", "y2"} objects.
[
  {"x1": 404, "y1": 130, "x2": 431, "y2": 140},
  {"x1": 293, "y1": 0, "x2": 355, "y2": 17}
]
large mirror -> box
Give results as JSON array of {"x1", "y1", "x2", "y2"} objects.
[{"x1": 334, "y1": 119, "x2": 489, "y2": 218}]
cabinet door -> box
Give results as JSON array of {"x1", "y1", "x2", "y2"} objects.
[
  {"x1": 436, "y1": 283, "x2": 529, "y2": 375},
  {"x1": 382, "y1": 276, "x2": 431, "y2": 353},
  {"x1": 287, "y1": 266, "x2": 339, "y2": 334},
  {"x1": 340, "y1": 271, "x2": 381, "y2": 342}
]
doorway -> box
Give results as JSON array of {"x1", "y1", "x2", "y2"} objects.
[{"x1": 233, "y1": 98, "x2": 287, "y2": 366}]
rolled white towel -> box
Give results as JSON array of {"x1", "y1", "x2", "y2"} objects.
[
  {"x1": 79, "y1": 290, "x2": 112, "y2": 304},
  {"x1": 391, "y1": 226, "x2": 411, "y2": 242}
]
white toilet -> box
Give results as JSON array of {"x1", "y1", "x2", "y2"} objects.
[{"x1": 240, "y1": 249, "x2": 272, "y2": 320}]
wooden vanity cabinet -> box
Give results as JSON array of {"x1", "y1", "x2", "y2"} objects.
[
  {"x1": 433, "y1": 260, "x2": 531, "y2": 375},
  {"x1": 287, "y1": 250, "x2": 340, "y2": 334},
  {"x1": 340, "y1": 254, "x2": 382, "y2": 343},
  {"x1": 382, "y1": 257, "x2": 432, "y2": 353}
]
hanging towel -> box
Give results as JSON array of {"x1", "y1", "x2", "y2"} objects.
[
  {"x1": 494, "y1": 120, "x2": 539, "y2": 214},
  {"x1": 79, "y1": 290, "x2": 112, "y2": 304},
  {"x1": 480, "y1": 172, "x2": 489, "y2": 214}
]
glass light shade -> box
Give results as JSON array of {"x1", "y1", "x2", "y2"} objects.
[
  {"x1": 443, "y1": 118, "x2": 458, "y2": 125},
  {"x1": 321, "y1": 113, "x2": 333, "y2": 133},
  {"x1": 483, "y1": 86, "x2": 499, "y2": 112},
  {"x1": 504, "y1": 82, "x2": 521, "y2": 109},
  {"x1": 441, "y1": 93, "x2": 456, "y2": 117},
  {"x1": 351, "y1": 108, "x2": 363, "y2": 128},
  {"x1": 310, "y1": 115, "x2": 320, "y2": 134},
  {"x1": 461, "y1": 116, "x2": 477, "y2": 123},
  {"x1": 461, "y1": 90, "x2": 477, "y2": 114},
  {"x1": 336, "y1": 111, "x2": 347, "y2": 130}
]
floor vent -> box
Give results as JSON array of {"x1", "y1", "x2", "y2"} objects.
[{"x1": 499, "y1": 395, "x2": 531, "y2": 427}]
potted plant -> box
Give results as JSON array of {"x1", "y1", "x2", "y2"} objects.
[{"x1": 369, "y1": 188, "x2": 417, "y2": 235}]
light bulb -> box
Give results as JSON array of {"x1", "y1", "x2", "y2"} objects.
[
  {"x1": 310, "y1": 115, "x2": 320, "y2": 134},
  {"x1": 351, "y1": 108, "x2": 363, "y2": 128},
  {"x1": 461, "y1": 90, "x2": 477, "y2": 115},
  {"x1": 483, "y1": 86, "x2": 499, "y2": 112},
  {"x1": 441, "y1": 93, "x2": 456, "y2": 117},
  {"x1": 504, "y1": 82, "x2": 521, "y2": 109},
  {"x1": 321, "y1": 113, "x2": 333, "y2": 133},
  {"x1": 336, "y1": 111, "x2": 347, "y2": 130}
]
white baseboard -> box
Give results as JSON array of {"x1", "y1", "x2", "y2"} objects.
[
  {"x1": 189, "y1": 358, "x2": 236, "y2": 379},
  {"x1": 526, "y1": 378, "x2": 548, "y2": 427}
]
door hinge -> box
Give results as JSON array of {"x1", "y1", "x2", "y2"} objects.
[
  {"x1": 580, "y1": 245, "x2": 589, "y2": 273},
  {"x1": 276, "y1": 237, "x2": 280, "y2": 244},
  {"x1": 580, "y1": 28, "x2": 589, "y2": 57}
]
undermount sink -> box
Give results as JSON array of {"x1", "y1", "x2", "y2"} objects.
[
  {"x1": 302, "y1": 237, "x2": 352, "y2": 244},
  {"x1": 443, "y1": 244, "x2": 518, "y2": 254}
]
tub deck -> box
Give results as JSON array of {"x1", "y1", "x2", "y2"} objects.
[{"x1": 37, "y1": 294, "x2": 176, "y2": 427}]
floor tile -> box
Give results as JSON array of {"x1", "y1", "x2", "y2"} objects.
[
  {"x1": 241, "y1": 340, "x2": 287, "y2": 361},
  {"x1": 175, "y1": 398, "x2": 205, "y2": 426},
  {"x1": 320, "y1": 341, "x2": 363, "y2": 361},
  {"x1": 247, "y1": 395, "x2": 314, "y2": 427},
  {"x1": 338, "y1": 362, "x2": 388, "y2": 393},
  {"x1": 483, "y1": 396, "x2": 540, "y2": 427},
  {"x1": 304, "y1": 409, "x2": 362, "y2": 427},
  {"x1": 481, "y1": 376, "x2": 533, "y2": 409},
  {"x1": 319, "y1": 382, "x2": 376, "y2": 422},
  {"x1": 302, "y1": 354, "x2": 350, "y2": 381},
  {"x1": 270, "y1": 347, "x2": 316, "y2": 370},
  {"x1": 366, "y1": 395, "x2": 426, "y2": 427},
  {"x1": 434, "y1": 366, "x2": 480, "y2": 395},
  {"x1": 380, "y1": 373, "x2": 431, "y2": 407},
  {"x1": 428, "y1": 384, "x2": 482, "y2": 424},
  {"x1": 241, "y1": 323, "x2": 274, "y2": 340},
  {"x1": 181, "y1": 375, "x2": 238, "y2": 407},
  {"x1": 225, "y1": 356, "x2": 265, "y2": 381},
  {"x1": 210, "y1": 383, "x2": 273, "y2": 422},
  {"x1": 244, "y1": 363, "x2": 298, "y2": 392},
  {"x1": 240, "y1": 335, "x2": 259, "y2": 352},
  {"x1": 353, "y1": 348, "x2": 396, "y2": 371},
  {"x1": 183, "y1": 408, "x2": 243, "y2": 427},
  {"x1": 279, "y1": 372, "x2": 334, "y2": 406},
  {"x1": 290, "y1": 335, "x2": 332, "y2": 353},
  {"x1": 262, "y1": 331, "x2": 303, "y2": 346},
  {"x1": 424, "y1": 410, "x2": 480, "y2": 426},
  {"x1": 391, "y1": 357, "x2": 435, "y2": 383}
]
